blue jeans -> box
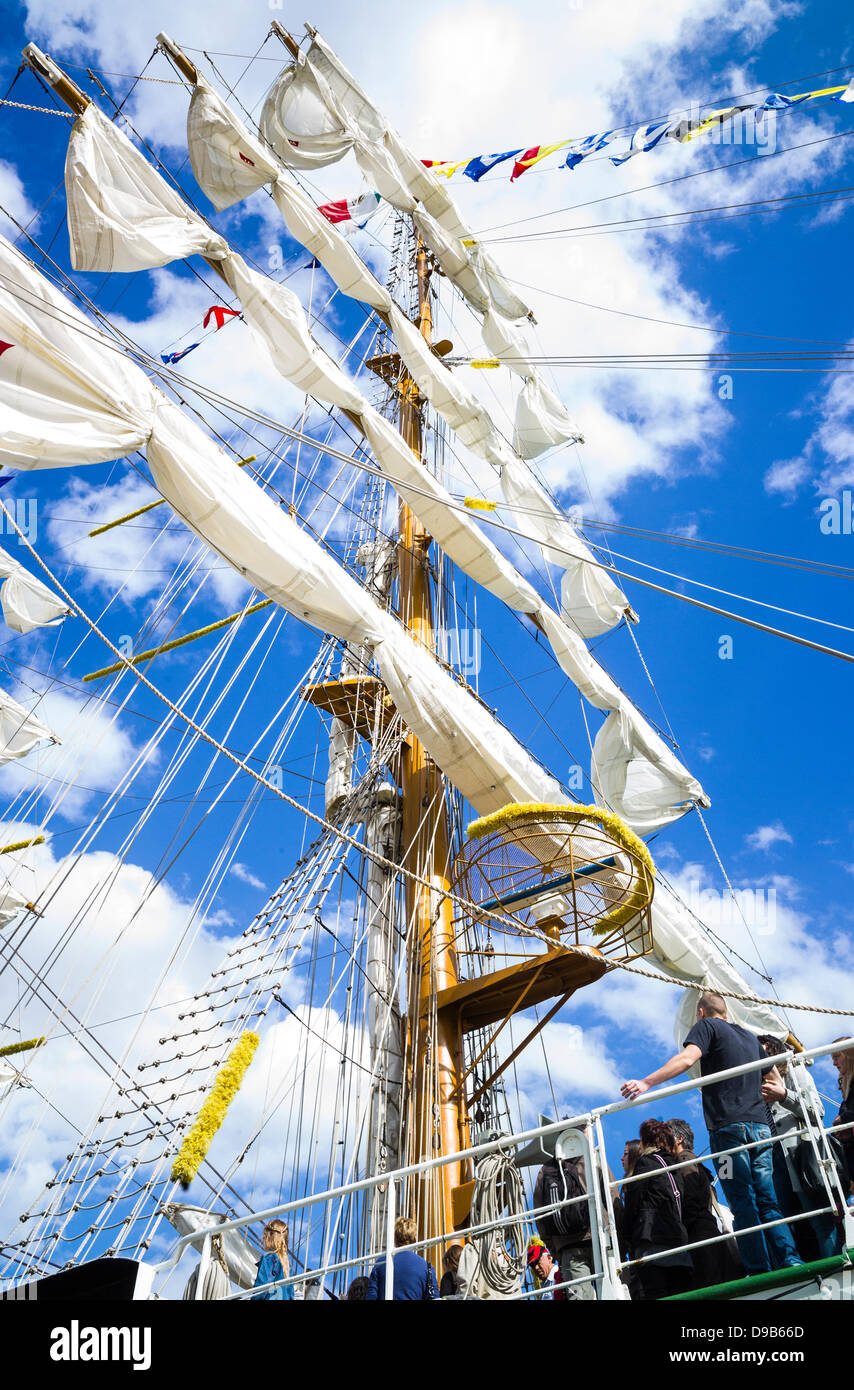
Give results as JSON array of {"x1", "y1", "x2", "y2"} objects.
[
  {"x1": 709, "y1": 1123, "x2": 802, "y2": 1275},
  {"x1": 772, "y1": 1147, "x2": 842, "y2": 1262}
]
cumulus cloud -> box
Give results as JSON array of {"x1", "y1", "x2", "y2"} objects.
[
  {"x1": 764, "y1": 346, "x2": 854, "y2": 499},
  {"x1": 229, "y1": 861, "x2": 265, "y2": 891},
  {"x1": 745, "y1": 821, "x2": 793, "y2": 851},
  {"x1": 0, "y1": 827, "x2": 237, "y2": 1249}
]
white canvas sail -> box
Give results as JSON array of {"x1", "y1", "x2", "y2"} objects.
[
  {"x1": 66, "y1": 104, "x2": 227, "y2": 272},
  {"x1": 651, "y1": 881, "x2": 786, "y2": 1039},
  {"x1": 187, "y1": 75, "x2": 281, "y2": 211},
  {"x1": 0, "y1": 548, "x2": 69, "y2": 634},
  {"x1": 0, "y1": 689, "x2": 57, "y2": 761},
  {"x1": 0, "y1": 235, "x2": 154, "y2": 470}
]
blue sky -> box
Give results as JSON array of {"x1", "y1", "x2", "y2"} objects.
[{"x1": 0, "y1": 0, "x2": 852, "y2": 1234}]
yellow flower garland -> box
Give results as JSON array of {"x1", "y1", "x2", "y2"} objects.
[
  {"x1": 466, "y1": 802, "x2": 655, "y2": 936},
  {"x1": 0, "y1": 1036, "x2": 45, "y2": 1058},
  {"x1": 170, "y1": 1031, "x2": 260, "y2": 1190}
]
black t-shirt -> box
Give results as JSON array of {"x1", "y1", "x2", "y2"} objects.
[{"x1": 683, "y1": 1017, "x2": 769, "y2": 1132}]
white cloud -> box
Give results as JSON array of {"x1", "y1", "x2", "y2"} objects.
[
  {"x1": 229, "y1": 861, "x2": 265, "y2": 891},
  {"x1": 0, "y1": 159, "x2": 36, "y2": 238},
  {"x1": 0, "y1": 827, "x2": 237, "y2": 1246},
  {"x1": 745, "y1": 821, "x2": 793, "y2": 851},
  {"x1": 1, "y1": 678, "x2": 148, "y2": 821},
  {"x1": 764, "y1": 345, "x2": 854, "y2": 499}
]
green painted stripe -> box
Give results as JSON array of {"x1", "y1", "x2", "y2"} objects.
[{"x1": 663, "y1": 1247, "x2": 854, "y2": 1301}]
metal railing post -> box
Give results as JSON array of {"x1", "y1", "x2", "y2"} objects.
[
  {"x1": 384, "y1": 1177, "x2": 396, "y2": 1301},
  {"x1": 789, "y1": 1054, "x2": 854, "y2": 1247},
  {"x1": 577, "y1": 1122, "x2": 606, "y2": 1300},
  {"x1": 195, "y1": 1232, "x2": 210, "y2": 1301},
  {"x1": 593, "y1": 1113, "x2": 629, "y2": 1300}
]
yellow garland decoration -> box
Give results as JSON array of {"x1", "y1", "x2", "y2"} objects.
[
  {"x1": 463, "y1": 496, "x2": 498, "y2": 511},
  {"x1": 466, "y1": 802, "x2": 655, "y2": 937},
  {"x1": 0, "y1": 1036, "x2": 46, "y2": 1057},
  {"x1": 170, "y1": 1031, "x2": 260, "y2": 1189}
]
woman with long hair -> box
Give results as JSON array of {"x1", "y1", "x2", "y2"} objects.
[
  {"x1": 252, "y1": 1219, "x2": 294, "y2": 1301},
  {"x1": 621, "y1": 1119, "x2": 694, "y2": 1301}
]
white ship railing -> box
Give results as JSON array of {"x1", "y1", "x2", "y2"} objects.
[{"x1": 146, "y1": 1036, "x2": 854, "y2": 1300}]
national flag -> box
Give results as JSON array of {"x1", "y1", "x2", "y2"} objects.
[
  {"x1": 462, "y1": 150, "x2": 523, "y2": 182},
  {"x1": 317, "y1": 190, "x2": 381, "y2": 226},
  {"x1": 161, "y1": 343, "x2": 200, "y2": 365},
  {"x1": 203, "y1": 305, "x2": 242, "y2": 331}
]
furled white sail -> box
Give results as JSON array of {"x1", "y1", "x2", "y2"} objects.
[
  {"x1": 220, "y1": 253, "x2": 366, "y2": 413},
  {"x1": 593, "y1": 705, "x2": 709, "y2": 834},
  {"x1": 0, "y1": 690, "x2": 57, "y2": 761},
  {"x1": 482, "y1": 310, "x2": 537, "y2": 378},
  {"x1": 651, "y1": 881, "x2": 785, "y2": 1039},
  {"x1": 0, "y1": 235, "x2": 154, "y2": 470},
  {"x1": 66, "y1": 104, "x2": 228, "y2": 272},
  {"x1": 0, "y1": 880, "x2": 31, "y2": 927},
  {"x1": 515, "y1": 375, "x2": 584, "y2": 458},
  {"x1": 269, "y1": 178, "x2": 392, "y2": 312},
  {"x1": 500, "y1": 457, "x2": 631, "y2": 638},
  {"x1": 259, "y1": 50, "x2": 355, "y2": 170},
  {"x1": 0, "y1": 231, "x2": 564, "y2": 814},
  {"x1": 187, "y1": 76, "x2": 281, "y2": 211},
  {"x1": 0, "y1": 548, "x2": 69, "y2": 634}
]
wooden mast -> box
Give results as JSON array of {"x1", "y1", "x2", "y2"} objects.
[
  {"x1": 394, "y1": 239, "x2": 469, "y2": 1252},
  {"x1": 265, "y1": 23, "x2": 469, "y2": 1262}
]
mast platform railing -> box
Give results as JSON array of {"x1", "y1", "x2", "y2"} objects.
[{"x1": 144, "y1": 1036, "x2": 854, "y2": 1300}]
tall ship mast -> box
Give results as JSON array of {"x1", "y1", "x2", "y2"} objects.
[{"x1": 0, "y1": 19, "x2": 850, "y2": 1304}]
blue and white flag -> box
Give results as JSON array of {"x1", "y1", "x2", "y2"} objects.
[
  {"x1": 610, "y1": 120, "x2": 672, "y2": 166},
  {"x1": 760, "y1": 91, "x2": 809, "y2": 110},
  {"x1": 563, "y1": 129, "x2": 618, "y2": 170},
  {"x1": 463, "y1": 150, "x2": 523, "y2": 182}
]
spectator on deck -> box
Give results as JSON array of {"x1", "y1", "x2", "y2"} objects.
[
  {"x1": 621, "y1": 1119, "x2": 694, "y2": 1300},
  {"x1": 758, "y1": 1035, "x2": 841, "y2": 1261},
  {"x1": 252, "y1": 1219, "x2": 294, "y2": 1301},
  {"x1": 622, "y1": 1139, "x2": 642, "y2": 1177},
  {"x1": 439, "y1": 1243, "x2": 464, "y2": 1298},
  {"x1": 346, "y1": 1275, "x2": 370, "y2": 1300},
  {"x1": 830, "y1": 1038, "x2": 854, "y2": 1188},
  {"x1": 526, "y1": 1239, "x2": 562, "y2": 1299},
  {"x1": 667, "y1": 1116, "x2": 743, "y2": 1288},
  {"x1": 365, "y1": 1216, "x2": 438, "y2": 1300},
  {"x1": 620, "y1": 990, "x2": 802, "y2": 1275}
]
